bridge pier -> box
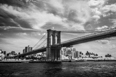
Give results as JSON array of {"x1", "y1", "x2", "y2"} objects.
[{"x1": 46, "y1": 29, "x2": 61, "y2": 61}]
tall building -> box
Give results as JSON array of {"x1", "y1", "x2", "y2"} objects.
[
  {"x1": 23, "y1": 49, "x2": 25, "y2": 54},
  {"x1": 25, "y1": 47, "x2": 28, "y2": 53},
  {"x1": 60, "y1": 47, "x2": 69, "y2": 60},
  {"x1": 74, "y1": 51, "x2": 79, "y2": 58},
  {"x1": 72, "y1": 48, "x2": 76, "y2": 59},
  {"x1": 28, "y1": 47, "x2": 32, "y2": 52},
  {"x1": 72, "y1": 48, "x2": 81, "y2": 60},
  {"x1": 23, "y1": 45, "x2": 33, "y2": 54}
]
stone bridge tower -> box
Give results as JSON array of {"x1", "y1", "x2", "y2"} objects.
[{"x1": 46, "y1": 29, "x2": 61, "y2": 61}]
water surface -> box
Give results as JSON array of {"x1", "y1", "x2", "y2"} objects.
[{"x1": 0, "y1": 62, "x2": 116, "y2": 77}]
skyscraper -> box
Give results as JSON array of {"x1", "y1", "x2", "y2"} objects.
[
  {"x1": 23, "y1": 45, "x2": 33, "y2": 54},
  {"x1": 25, "y1": 47, "x2": 28, "y2": 53}
]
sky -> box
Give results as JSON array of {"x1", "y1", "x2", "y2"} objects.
[{"x1": 0, "y1": 0, "x2": 116, "y2": 57}]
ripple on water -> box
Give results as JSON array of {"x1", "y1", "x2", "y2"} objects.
[{"x1": 0, "y1": 62, "x2": 116, "y2": 77}]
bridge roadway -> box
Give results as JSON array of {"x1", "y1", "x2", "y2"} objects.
[{"x1": 15, "y1": 29, "x2": 116, "y2": 57}]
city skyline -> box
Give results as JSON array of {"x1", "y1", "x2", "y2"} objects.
[
  {"x1": 0, "y1": 0, "x2": 116, "y2": 57},
  {"x1": 0, "y1": 47, "x2": 113, "y2": 59}
]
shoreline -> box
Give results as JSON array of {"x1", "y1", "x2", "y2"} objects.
[{"x1": 0, "y1": 60, "x2": 116, "y2": 63}]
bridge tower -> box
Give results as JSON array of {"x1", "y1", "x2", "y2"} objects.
[{"x1": 46, "y1": 29, "x2": 61, "y2": 61}]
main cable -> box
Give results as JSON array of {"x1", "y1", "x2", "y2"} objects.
[{"x1": 61, "y1": 30, "x2": 105, "y2": 34}]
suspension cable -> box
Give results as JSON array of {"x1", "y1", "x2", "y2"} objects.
[
  {"x1": 33, "y1": 34, "x2": 46, "y2": 49},
  {"x1": 42, "y1": 41, "x2": 47, "y2": 47},
  {"x1": 37, "y1": 40, "x2": 47, "y2": 48},
  {"x1": 61, "y1": 30, "x2": 105, "y2": 34},
  {"x1": 35, "y1": 38, "x2": 46, "y2": 49},
  {"x1": 34, "y1": 37, "x2": 47, "y2": 49}
]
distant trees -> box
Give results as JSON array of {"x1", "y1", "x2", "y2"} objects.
[
  {"x1": 18, "y1": 52, "x2": 21, "y2": 55},
  {"x1": 3, "y1": 51, "x2": 6, "y2": 55},
  {"x1": 85, "y1": 51, "x2": 98, "y2": 57},
  {"x1": 105, "y1": 54, "x2": 112, "y2": 57},
  {"x1": 86, "y1": 51, "x2": 90, "y2": 55},
  {"x1": 11, "y1": 51, "x2": 17, "y2": 55},
  {"x1": 80, "y1": 52, "x2": 83, "y2": 55},
  {"x1": 0, "y1": 50, "x2": 6, "y2": 55}
]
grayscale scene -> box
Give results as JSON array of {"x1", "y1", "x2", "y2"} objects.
[{"x1": 0, "y1": 0, "x2": 116, "y2": 77}]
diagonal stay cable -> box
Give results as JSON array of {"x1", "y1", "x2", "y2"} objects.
[
  {"x1": 41, "y1": 40, "x2": 47, "y2": 47},
  {"x1": 34, "y1": 37, "x2": 47, "y2": 49},
  {"x1": 37, "y1": 40, "x2": 46, "y2": 48},
  {"x1": 33, "y1": 34, "x2": 46, "y2": 49},
  {"x1": 43, "y1": 42, "x2": 47, "y2": 47},
  {"x1": 34, "y1": 38, "x2": 47, "y2": 49}
]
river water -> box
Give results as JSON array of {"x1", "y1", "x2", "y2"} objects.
[{"x1": 0, "y1": 62, "x2": 116, "y2": 77}]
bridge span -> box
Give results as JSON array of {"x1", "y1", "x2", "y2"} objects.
[{"x1": 15, "y1": 29, "x2": 116, "y2": 59}]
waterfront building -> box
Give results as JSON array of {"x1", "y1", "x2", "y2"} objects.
[
  {"x1": 60, "y1": 47, "x2": 69, "y2": 60},
  {"x1": 0, "y1": 49, "x2": 5, "y2": 60},
  {"x1": 42, "y1": 52, "x2": 46, "y2": 57},
  {"x1": 35, "y1": 53, "x2": 42, "y2": 58},
  {"x1": 25, "y1": 47, "x2": 28, "y2": 53},
  {"x1": 60, "y1": 47, "x2": 86, "y2": 60},
  {"x1": 29, "y1": 47, "x2": 32, "y2": 52},
  {"x1": 7, "y1": 51, "x2": 17, "y2": 58},
  {"x1": 23, "y1": 49, "x2": 25, "y2": 54},
  {"x1": 0, "y1": 49, "x2": 2, "y2": 54},
  {"x1": 72, "y1": 48, "x2": 80, "y2": 60},
  {"x1": 0, "y1": 53, "x2": 5, "y2": 60},
  {"x1": 74, "y1": 51, "x2": 79, "y2": 58},
  {"x1": 23, "y1": 45, "x2": 33, "y2": 54},
  {"x1": 60, "y1": 47, "x2": 105, "y2": 60}
]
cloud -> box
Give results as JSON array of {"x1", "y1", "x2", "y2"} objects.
[
  {"x1": 91, "y1": 8, "x2": 102, "y2": 20},
  {"x1": 0, "y1": 26, "x2": 19, "y2": 30},
  {"x1": 1, "y1": 0, "x2": 116, "y2": 32},
  {"x1": 65, "y1": 0, "x2": 92, "y2": 23},
  {"x1": 111, "y1": 44, "x2": 116, "y2": 48},
  {"x1": 88, "y1": 0, "x2": 107, "y2": 20},
  {"x1": 46, "y1": 0, "x2": 64, "y2": 13},
  {"x1": 111, "y1": 19, "x2": 116, "y2": 28},
  {"x1": 0, "y1": 0, "x2": 94, "y2": 31},
  {"x1": 88, "y1": 0, "x2": 106, "y2": 7},
  {"x1": 89, "y1": 0, "x2": 116, "y2": 19},
  {"x1": 97, "y1": 40, "x2": 110, "y2": 44},
  {"x1": 83, "y1": 0, "x2": 116, "y2": 31},
  {"x1": 101, "y1": 3, "x2": 116, "y2": 17},
  {"x1": 97, "y1": 38, "x2": 116, "y2": 50},
  {"x1": 0, "y1": 3, "x2": 67, "y2": 30},
  {"x1": 102, "y1": 3, "x2": 116, "y2": 12},
  {"x1": 0, "y1": 0, "x2": 30, "y2": 7},
  {"x1": 96, "y1": 25, "x2": 108, "y2": 31}
]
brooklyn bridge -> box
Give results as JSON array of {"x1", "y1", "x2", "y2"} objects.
[{"x1": 14, "y1": 28, "x2": 116, "y2": 61}]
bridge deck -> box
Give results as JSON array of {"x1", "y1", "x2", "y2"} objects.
[
  {"x1": 15, "y1": 29, "x2": 116, "y2": 57},
  {"x1": 60, "y1": 29, "x2": 116, "y2": 46}
]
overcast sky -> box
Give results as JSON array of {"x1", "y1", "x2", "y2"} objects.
[{"x1": 0, "y1": 0, "x2": 116, "y2": 57}]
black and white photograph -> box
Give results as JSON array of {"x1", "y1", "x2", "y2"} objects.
[{"x1": 0, "y1": 0, "x2": 116, "y2": 77}]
